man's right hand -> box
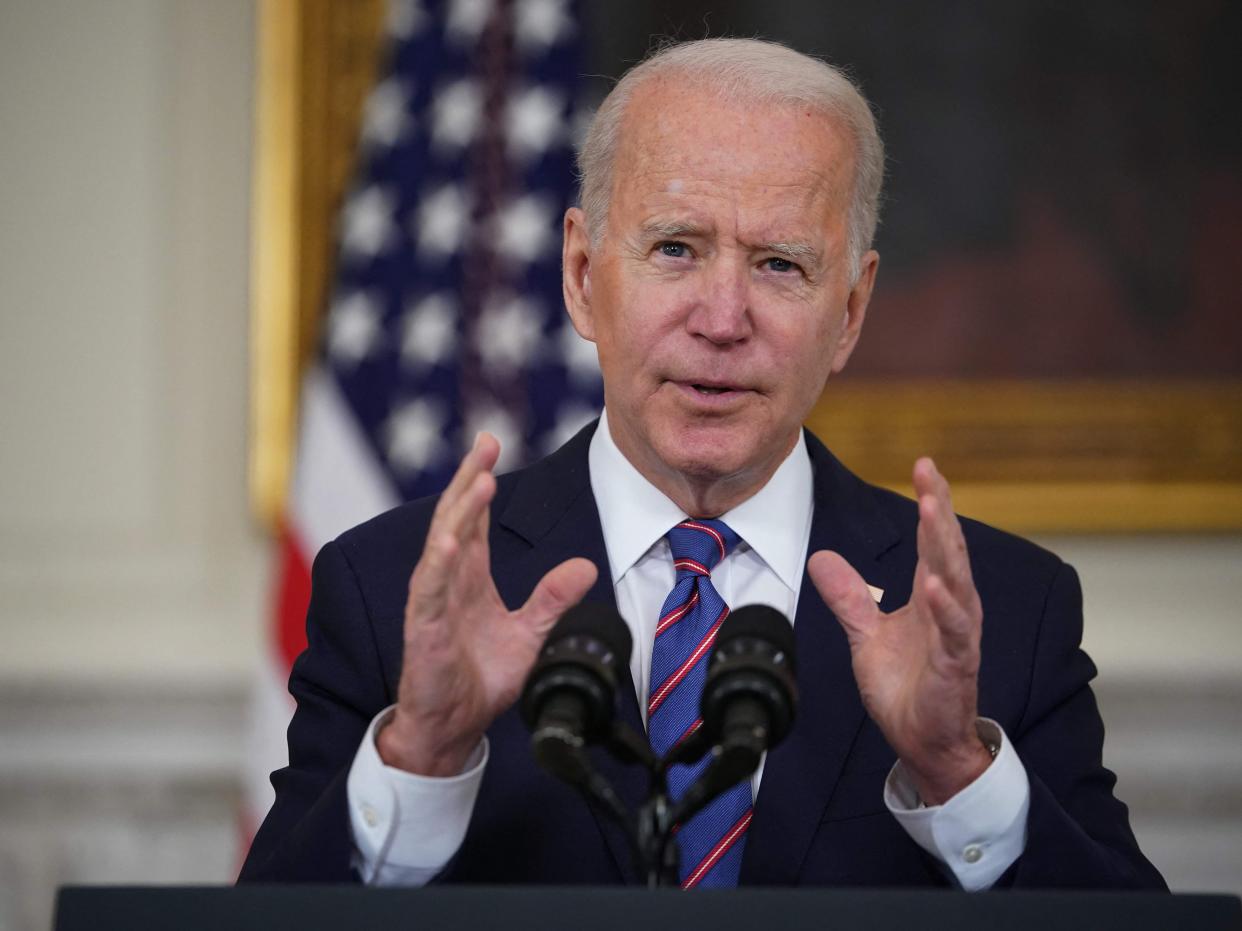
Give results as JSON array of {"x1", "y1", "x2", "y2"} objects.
[{"x1": 376, "y1": 433, "x2": 598, "y2": 777}]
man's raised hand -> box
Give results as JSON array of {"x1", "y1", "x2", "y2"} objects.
[
  {"x1": 377, "y1": 433, "x2": 598, "y2": 776},
  {"x1": 807, "y1": 457, "x2": 991, "y2": 805}
]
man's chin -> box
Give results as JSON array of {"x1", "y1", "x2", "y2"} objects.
[{"x1": 654, "y1": 423, "x2": 768, "y2": 484}]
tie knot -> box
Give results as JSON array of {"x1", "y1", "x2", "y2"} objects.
[{"x1": 667, "y1": 519, "x2": 739, "y2": 577}]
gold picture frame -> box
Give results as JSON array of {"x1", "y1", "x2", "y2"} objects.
[
  {"x1": 806, "y1": 380, "x2": 1242, "y2": 532},
  {"x1": 248, "y1": 0, "x2": 1242, "y2": 533}
]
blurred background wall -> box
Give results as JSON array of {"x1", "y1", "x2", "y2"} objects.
[
  {"x1": 0, "y1": 3, "x2": 265, "y2": 928},
  {"x1": 0, "y1": 1, "x2": 1238, "y2": 930}
]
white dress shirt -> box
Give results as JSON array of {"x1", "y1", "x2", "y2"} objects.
[{"x1": 347, "y1": 411, "x2": 1030, "y2": 888}]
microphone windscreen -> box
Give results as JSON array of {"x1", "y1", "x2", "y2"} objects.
[
  {"x1": 544, "y1": 602, "x2": 632, "y2": 675},
  {"x1": 716, "y1": 604, "x2": 795, "y2": 668}
]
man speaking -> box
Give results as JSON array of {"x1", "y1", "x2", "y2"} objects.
[{"x1": 240, "y1": 38, "x2": 1165, "y2": 890}]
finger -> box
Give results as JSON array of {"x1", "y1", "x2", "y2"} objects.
[
  {"x1": 913, "y1": 457, "x2": 952, "y2": 576},
  {"x1": 456, "y1": 490, "x2": 494, "y2": 593},
  {"x1": 913, "y1": 458, "x2": 973, "y2": 596},
  {"x1": 520, "y1": 558, "x2": 599, "y2": 635},
  {"x1": 406, "y1": 528, "x2": 460, "y2": 625},
  {"x1": 432, "y1": 432, "x2": 501, "y2": 521},
  {"x1": 922, "y1": 571, "x2": 980, "y2": 660},
  {"x1": 464, "y1": 465, "x2": 492, "y2": 546},
  {"x1": 807, "y1": 550, "x2": 880, "y2": 643},
  {"x1": 407, "y1": 470, "x2": 497, "y2": 622},
  {"x1": 912, "y1": 456, "x2": 951, "y2": 508},
  {"x1": 436, "y1": 469, "x2": 497, "y2": 551}
]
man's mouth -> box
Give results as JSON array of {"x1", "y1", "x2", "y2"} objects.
[{"x1": 672, "y1": 380, "x2": 750, "y2": 401}]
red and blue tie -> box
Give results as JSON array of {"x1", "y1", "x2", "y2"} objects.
[{"x1": 647, "y1": 518, "x2": 751, "y2": 888}]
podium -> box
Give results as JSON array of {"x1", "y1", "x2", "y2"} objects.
[{"x1": 56, "y1": 886, "x2": 1242, "y2": 930}]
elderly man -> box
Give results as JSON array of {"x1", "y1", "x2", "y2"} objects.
[{"x1": 240, "y1": 38, "x2": 1163, "y2": 890}]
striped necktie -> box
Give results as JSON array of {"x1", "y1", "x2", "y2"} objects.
[{"x1": 647, "y1": 518, "x2": 752, "y2": 888}]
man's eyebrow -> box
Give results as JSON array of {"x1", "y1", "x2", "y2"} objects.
[
  {"x1": 763, "y1": 241, "x2": 820, "y2": 261},
  {"x1": 640, "y1": 220, "x2": 704, "y2": 239}
]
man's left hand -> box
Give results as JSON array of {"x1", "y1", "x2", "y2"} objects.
[{"x1": 807, "y1": 457, "x2": 992, "y2": 805}]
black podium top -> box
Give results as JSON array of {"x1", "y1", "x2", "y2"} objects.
[{"x1": 55, "y1": 885, "x2": 1241, "y2": 931}]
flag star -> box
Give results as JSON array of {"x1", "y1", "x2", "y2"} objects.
[
  {"x1": 515, "y1": 0, "x2": 574, "y2": 53},
  {"x1": 446, "y1": 0, "x2": 493, "y2": 46},
  {"x1": 401, "y1": 293, "x2": 458, "y2": 371},
  {"x1": 387, "y1": 0, "x2": 427, "y2": 39},
  {"x1": 492, "y1": 195, "x2": 555, "y2": 266},
  {"x1": 384, "y1": 398, "x2": 449, "y2": 474},
  {"x1": 362, "y1": 78, "x2": 412, "y2": 149},
  {"x1": 476, "y1": 293, "x2": 545, "y2": 373},
  {"x1": 431, "y1": 79, "x2": 483, "y2": 150},
  {"x1": 341, "y1": 185, "x2": 396, "y2": 258},
  {"x1": 558, "y1": 321, "x2": 602, "y2": 387},
  {"x1": 507, "y1": 85, "x2": 565, "y2": 161},
  {"x1": 328, "y1": 291, "x2": 384, "y2": 367},
  {"x1": 464, "y1": 404, "x2": 523, "y2": 472},
  {"x1": 416, "y1": 184, "x2": 470, "y2": 258},
  {"x1": 543, "y1": 401, "x2": 600, "y2": 454}
]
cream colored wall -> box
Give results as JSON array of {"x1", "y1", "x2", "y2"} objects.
[
  {"x1": 0, "y1": 2, "x2": 1238, "y2": 928},
  {"x1": 1043, "y1": 535, "x2": 1242, "y2": 683},
  {"x1": 1, "y1": 3, "x2": 263, "y2": 927},
  {"x1": 0, "y1": 0, "x2": 266, "y2": 688}
]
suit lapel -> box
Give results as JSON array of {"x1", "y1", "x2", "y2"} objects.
[
  {"x1": 740, "y1": 432, "x2": 903, "y2": 885},
  {"x1": 494, "y1": 422, "x2": 647, "y2": 882}
]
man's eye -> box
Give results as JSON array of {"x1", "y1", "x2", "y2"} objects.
[
  {"x1": 659, "y1": 241, "x2": 688, "y2": 258},
  {"x1": 766, "y1": 257, "x2": 797, "y2": 273}
]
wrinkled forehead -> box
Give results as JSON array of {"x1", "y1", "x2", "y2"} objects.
[{"x1": 611, "y1": 74, "x2": 857, "y2": 214}]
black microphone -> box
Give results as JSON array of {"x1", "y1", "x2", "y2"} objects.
[
  {"x1": 700, "y1": 603, "x2": 798, "y2": 754},
  {"x1": 663, "y1": 604, "x2": 797, "y2": 823},
  {"x1": 519, "y1": 603, "x2": 632, "y2": 785}
]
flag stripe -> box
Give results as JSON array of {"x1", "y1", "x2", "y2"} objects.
[{"x1": 274, "y1": 525, "x2": 312, "y2": 672}]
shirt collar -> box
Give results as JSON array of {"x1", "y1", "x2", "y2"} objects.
[{"x1": 588, "y1": 409, "x2": 813, "y2": 592}]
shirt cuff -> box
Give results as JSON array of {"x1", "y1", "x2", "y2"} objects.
[
  {"x1": 346, "y1": 705, "x2": 488, "y2": 886},
  {"x1": 884, "y1": 718, "x2": 1029, "y2": 891}
]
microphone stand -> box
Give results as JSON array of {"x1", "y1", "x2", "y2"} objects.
[
  {"x1": 607, "y1": 724, "x2": 680, "y2": 888},
  {"x1": 649, "y1": 719, "x2": 766, "y2": 887},
  {"x1": 543, "y1": 716, "x2": 766, "y2": 888}
]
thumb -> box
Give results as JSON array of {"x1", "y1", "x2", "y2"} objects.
[
  {"x1": 520, "y1": 557, "x2": 599, "y2": 635},
  {"x1": 807, "y1": 550, "x2": 879, "y2": 643}
]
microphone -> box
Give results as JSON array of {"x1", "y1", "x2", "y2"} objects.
[
  {"x1": 663, "y1": 604, "x2": 797, "y2": 823},
  {"x1": 519, "y1": 603, "x2": 632, "y2": 785},
  {"x1": 700, "y1": 603, "x2": 798, "y2": 755}
]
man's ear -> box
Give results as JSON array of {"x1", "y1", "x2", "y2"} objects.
[
  {"x1": 562, "y1": 206, "x2": 596, "y2": 341},
  {"x1": 830, "y1": 249, "x2": 879, "y2": 374}
]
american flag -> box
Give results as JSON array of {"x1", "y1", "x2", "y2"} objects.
[{"x1": 243, "y1": 0, "x2": 601, "y2": 839}]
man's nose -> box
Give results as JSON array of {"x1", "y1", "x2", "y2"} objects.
[{"x1": 685, "y1": 256, "x2": 753, "y2": 344}]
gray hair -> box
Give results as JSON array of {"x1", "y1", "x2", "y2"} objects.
[{"x1": 576, "y1": 38, "x2": 884, "y2": 282}]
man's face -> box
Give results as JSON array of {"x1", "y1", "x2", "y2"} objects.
[{"x1": 563, "y1": 77, "x2": 878, "y2": 506}]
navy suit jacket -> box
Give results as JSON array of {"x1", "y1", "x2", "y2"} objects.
[{"x1": 240, "y1": 423, "x2": 1164, "y2": 889}]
